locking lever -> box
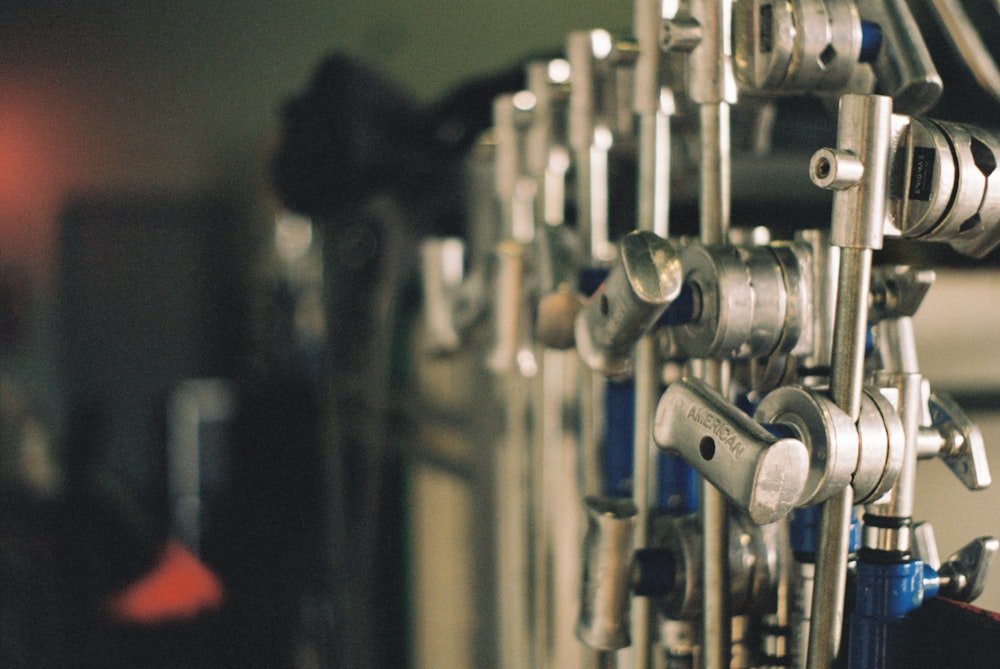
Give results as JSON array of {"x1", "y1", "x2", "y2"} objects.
[{"x1": 653, "y1": 377, "x2": 810, "y2": 525}]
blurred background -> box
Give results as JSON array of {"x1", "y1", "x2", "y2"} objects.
[
  {"x1": 0, "y1": 3, "x2": 630, "y2": 668},
  {"x1": 2, "y1": 2, "x2": 1000, "y2": 669}
]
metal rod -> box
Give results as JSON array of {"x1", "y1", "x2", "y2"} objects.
[
  {"x1": 698, "y1": 103, "x2": 731, "y2": 246},
  {"x1": 631, "y1": 336, "x2": 658, "y2": 669},
  {"x1": 869, "y1": 318, "x2": 921, "y2": 536},
  {"x1": 631, "y1": 0, "x2": 672, "y2": 664},
  {"x1": 808, "y1": 489, "x2": 855, "y2": 668},
  {"x1": 698, "y1": 97, "x2": 732, "y2": 669},
  {"x1": 699, "y1": 359, "x2": 732, "y2": 669},
  {"x1": 807, "y1": 93, "x2": 893, "y2": 669},
  {"x1": 806, "y1": 247, "x2": 871, "y2": 669},
  {"x1": 828, "y1": 248, "x2": 873, "y2": 417}
]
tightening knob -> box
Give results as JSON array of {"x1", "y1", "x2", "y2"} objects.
[
  {"x1": 938, "y1": 536, "x2": 1000, "y2": 602},
  {"x1": 868, "y1": 266, "x2": 935, "y2": 323},
  {"x1": 653, "y1": 377, "x2": 810, "y2": 524},
  {"x1": 576, "y1": 231, "x2": 683, "y2": 378},
  {"x1": 928, "y1": 391, "x2": 992, "y2": 490},
  {"x1": 857, "y1": 0, "x2": 942, "y2": 115},
  {"x1": 912, "y1": 522, "x2": 998, "y2": 603}
]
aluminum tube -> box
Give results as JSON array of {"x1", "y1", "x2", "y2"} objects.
[
  {"x1": 532, "y1": 348, "x2": 550, "y2": 668},
  {"x1": 869, "y1": 372, "x2": 922, "y2": 527},
  {"x1": 631, "y1": 335, "x2": 658, "y2": 669},
  {"x1": 806, "y1": 487, "x2": 854, "y2": 668},
  {"x1": 539, "y1": 351, "x2": 585, "y2": 669},
  {"x1": 808, "y1": 94, "x2": 892, "y2": 669},
  {"x1": 806, "y1": 248, "x2": 871, "y2": 669},
  {"x1": 888, "y1": 320, "x2": 921, "y2": 523},
  {"x1": 632, "y1": 0, "x2": 672, "y2": 662},
  {"x1": 698, "y1": 96, "x2": 732, "y2": 669},
  {"x1": 637, "y1": 110, "x2": 672, "y2": 238},
  {"x1": 869, "y1": 319, "x2": 921, "y2": 542},
  {"x1": 887, "y1": 320, "x2": 914, "y2": 377},
  {"x1": 699, "y1": 103, "x2": 732, "y2": 245},
  {"x1": 634, "y1": 0, "x2": 663, "y2": 116},
  {"x1": 699, "y1": 359, "x2": 733, "y2": 669},
  {"x1": 828, "y1": 249, "x2": 873, "y2": 417}
]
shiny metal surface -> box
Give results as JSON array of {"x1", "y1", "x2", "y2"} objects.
[
  {"x1": 809, "y1": 93, "x2": 893, "y2": 669},
  {"x1": 648, "y1": 511, "x2": 783, "y2": 620},
  {"x1": 754, "y1": 385, "x2": 859, "y2": 506},
  {"x1": 854, "y1": 385, "x2": 905, "y2": 503},
  {"x1": 733, "y1": 0, "x2": 863, "y2": 93},
  {"x1": 814, "y1": 95, "x2": 894, "y2": 251},
  {"x1": 927, "y1": 391, "x2": 992, "y2": 490},
  {"x1": 672, "y1": 242, "x2": 812, "y2": 360},
  {"x1": 797, "y1": 230, "x2": 839, "y2": 372},
  {"x1": 687, "y1": 0, "x2": 735, "y2": 658},
  {"x1": 632, "y1": 4, "x2": 673, "y2": 663},
  {"x1": 577, "y1": 496, "x2": 639, "y2": 650},
  {"x1": 866, "y1": 315, "x2": 922, "y2": 547},
  {"x1": 405, "y1": 3, "x2": 1000, "y2": 667},
  {"x1": 654, "y1": 377, "x2": 810, "y2": 524},
  {"x1": 857, "y1": 0, "x2": 942, "y2": 114},
  {"x1": 806, "y1": 487, "x2": 854, "y2": 669},
  {"x1": 576, "y1": 230, "x2": 683, "y2": 377},
  {"x1": 888, "y1": 117, "x2": 1000, "y2": 258}
]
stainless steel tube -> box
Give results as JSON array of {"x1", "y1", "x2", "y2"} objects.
[
  {"x1": 699, "y1": 359, "x2": 733, "y2": 669},
  {"x1": 698, "y1": 88, "x2": 733, "y2": 669},
  {"x1": 807, "y1": 93, "x2": 893, "y2": 669},
  {"x1": 632, "y1": 0, "x2": 672, "y2": 664}
]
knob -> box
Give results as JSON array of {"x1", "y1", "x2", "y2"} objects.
[
  {"x1": 653, "y1": 377, "x2": 810, "y2": 524},
  {"x1": 938, "y1": 536, "x2": 1000, "y2": 602},
  {"x1": 576, "y1": 230, "x2": 683, "y2": 378},
  {"x1": 928, "y1": 391, "x2": 992, "y2": 490}
]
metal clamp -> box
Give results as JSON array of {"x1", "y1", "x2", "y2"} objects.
[
  {"x1": 670, "y1": 241, "x2": 813, "y2": 360},
  {"x1": 653, "y1": 377, "x2": 811, "y2": 524},
  {"x1": 576, "y1": 230, "x2": 683, "y2": 378},
  {"x1": 886, "y1": 116, "x2": 1000, "y2": 258}
]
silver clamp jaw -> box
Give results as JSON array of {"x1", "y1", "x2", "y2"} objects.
[
  {"x1": 651, "y1": 376, "x2": 905, "y2": 525},
  {"x1": 885, "y1": 115, "x2": 1000, "y2": 258}
]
